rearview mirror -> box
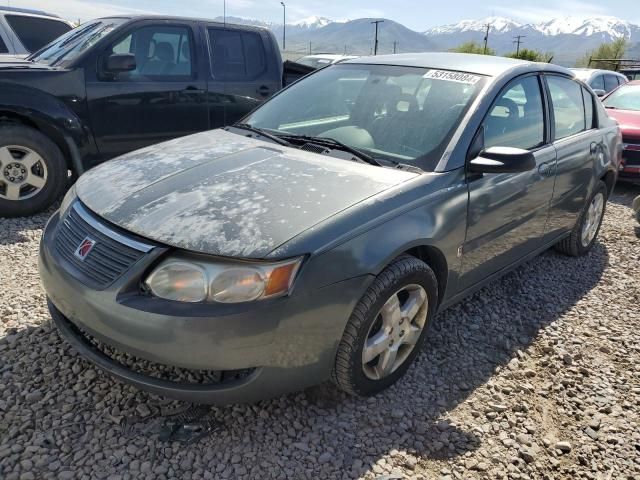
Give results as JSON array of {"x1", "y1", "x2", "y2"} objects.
[
  {"x1": 469, "y1": 146, "x2": 536, "y2": 174},
  {"x1": 592, "y1": 89, "x2": 606, "y2": 97},
  {"x1": 105, "y1": 53, "x2": 136, "y2": 73}
]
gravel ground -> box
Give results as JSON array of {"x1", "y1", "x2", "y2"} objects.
[{"x1": 1, "y1": 185, "x2": 639, "y2": 480}]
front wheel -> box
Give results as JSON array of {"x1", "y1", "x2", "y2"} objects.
[
  {"x1": 332, "y1": 255, "x2": 438, "y2": 397},
  {"x1": 0, "y1": 125, "x2": 68, "y2": 217},
  {"x1": 555, "y1": 181, "x2": 607, "y2": 256}
]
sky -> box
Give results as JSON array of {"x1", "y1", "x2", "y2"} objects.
[{"x1": 6, "y1": 0, "x2": 640, "y2": 30}]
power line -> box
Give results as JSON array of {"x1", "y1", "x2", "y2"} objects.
[
  {"x1": 483, "y1": 23, "x2": 491, "y2": 54},
  {"x1": 371, "y1": 20, "x2": 384, "y2": 55},
  {"x1": 513, "y1": 35, "x2": 526, "y2": 57}
]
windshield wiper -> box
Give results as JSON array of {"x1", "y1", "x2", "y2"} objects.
[
  {"x1": 230, "y1": 124, "x2": 292, "y2": 147},
  {"x1": 276, "y1": 133, "x2": 383, "y2": 167}
]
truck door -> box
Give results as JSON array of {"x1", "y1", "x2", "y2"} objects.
[
  {"x1": 205, "y1": 25, "x2": 281, "y2": 128},
  {"x1": 85, "y1": 20, "x2": 208, "y2": 163}
]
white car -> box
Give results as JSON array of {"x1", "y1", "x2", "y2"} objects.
[
  {"x1": 570, "y1": 68, "x2": 628, "y2": 97},
  {"x1": 296, "y1": 54, "x2": 359, "y2": 69},
  {"x1": 0, "y1": 6, "x2": 72, "y2": 58}
]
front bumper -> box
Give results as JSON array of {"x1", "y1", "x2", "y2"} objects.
[{"x1": 40, "y1": 208, "x2": 370, "y2": 404}]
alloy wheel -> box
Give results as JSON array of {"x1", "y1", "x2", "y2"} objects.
[
  {"x1": 362, "y1": 284, "x2": 428, "y2": 380},
  {"x1": 581, "y1": 192, "x2": 605, "y2": 247},
  {"x1": 0, "y1": 145, "x2": 48, "y2": 201}
]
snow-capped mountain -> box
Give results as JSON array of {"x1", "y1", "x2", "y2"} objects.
[
  {"x1": 424, "y1": 16, "x2": 523, "y2": 35},
  {"x1": 425, "y1": 15, "x2": 637, "y2": 39},
  {"x1": 423, "y1": 15, "x2": 640, "y2": 64},
  {"x1": 290, "y1": 16, "x2": 339, "y2": 29}
]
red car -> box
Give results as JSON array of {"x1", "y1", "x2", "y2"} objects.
[{"x1": 602, "y1": 81, "x2": 640, "y2": 183}]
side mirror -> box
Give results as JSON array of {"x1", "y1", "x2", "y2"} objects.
[
  {"x1": 592, "y1": 89, "x2": 606, "y2": 97},
  {"x1": 105, "y1": 53, "x2": 136, "y2": 73},
  {"x1": 469, "y1": 146, "x2": 536, "y2": 174}
]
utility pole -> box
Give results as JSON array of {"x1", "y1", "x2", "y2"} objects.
[
  {"x1": 513, "y1": 35, "x2": 526, "y2": 57},
  {"x1": 280, "y1": 2, "x2": 286, "y2": 50},
  {"x1": 393, "y1": 41, "x2": 397, "y2": 54},
  {"x1": 483, "y1": 23, "x2": 490, "y2": 54},
  {"x1": 309, "y1": 42, "x2": 312, "y2": 54},
  {"x1": 371, "y1": 20, "x2": 384, "y2": 55}
]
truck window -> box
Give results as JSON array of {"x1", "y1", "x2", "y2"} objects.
[
  {"x1": 109, "y1": 25, "x2": 193, "y2": 79},
  {"x1": 5, "y1": 15, "x2": 71, "y2": 52},
  {"x1": 208, "y1": 28, "x2": 266, "y2": 80}
]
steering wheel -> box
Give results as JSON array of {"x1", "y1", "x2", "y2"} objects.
[{"x1": 394, "y1": 93, "x2": 419, "y2": 113}]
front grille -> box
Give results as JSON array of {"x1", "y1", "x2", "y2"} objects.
[
  {"x1": 622, "y1": 147, "x2": 640, "y2": 166},
  {"x1": 55, "y1": 204, "x2": 148, "y2": 289}
]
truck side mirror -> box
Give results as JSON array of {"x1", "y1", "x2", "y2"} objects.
[{"x1": 105, "y1": 53, "x2": 136, "y2": 73}]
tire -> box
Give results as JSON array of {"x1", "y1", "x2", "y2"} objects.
[
  {"x1": 555, "y1": 181, "x2": 608, "y2": 256},
  {"x1": 0, "y1": 125, "x2": 67, "y2": 217},
  {"x1": 332, "y1": 255, "x2": 438, "y2": 397}
]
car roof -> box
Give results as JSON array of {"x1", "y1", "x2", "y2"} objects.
[
  {"x1": 94, "y1": 14, "x2": 271, "y2": 31},
  {"x1": 0, "y1": 6, "x2": 62, "y2": 18},
  {"x1": 570, "y1": 68, "x2": 627, "y2": 78},
  {"x1": 344, "y1": 52, "x2": 570, "y2": 77}
]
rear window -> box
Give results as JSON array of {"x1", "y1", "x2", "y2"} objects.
[
  {"x1": 5, "y1": 15, "x2": 71, "y2": 52},
  {"x1": 208, "y1": 28, "x2": 266, "y2": 80}
]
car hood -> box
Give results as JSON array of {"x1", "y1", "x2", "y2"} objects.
[
  {"x1": 607, "y1": 108, "x2": 640, "y2": 140},
  {"x1": 76, "y1": 129, "x2": 418, "y2": 258},
  {"x1": 0, "y1": 58, "x2": 57, "y2": 70}
]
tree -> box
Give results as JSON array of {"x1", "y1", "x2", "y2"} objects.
[
  {"x1": 450, "y1": 41, "x2": 495, "y2": 56},
  {"x1": 575, "y1": 38, "x2": 628, "y2": 70},
  {"x1": 505, "y1": 48, "x2": 553, "y2": 62}
]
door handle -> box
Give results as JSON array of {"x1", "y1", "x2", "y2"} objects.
[
  {"x1": 257, "y1": 85, "x2": 271, "y2": 97},
  {"x1": 590, "y1": 142, "x2": 599, "y2": 154},
  {"x1": 538, "y1": 162, "x2": 550, "y2": 176}
]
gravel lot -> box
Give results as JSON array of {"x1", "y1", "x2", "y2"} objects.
[{"x1": 1, "y1": 185, "x2": 639, "y2": 480}]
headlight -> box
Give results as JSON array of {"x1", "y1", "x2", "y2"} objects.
[
  {"x1": 59, "y1": 184, "x2": 77, "y2": 217},
  {"x1": 144, "y1": 254, "x2": 303, "y2": 304}
]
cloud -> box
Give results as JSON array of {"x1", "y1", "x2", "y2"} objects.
[
  {"x1": 490, "y1": 0, "x2": 609, "y2": 23},
  {"x1": 14, "y1": 0, "x2": 156, "y2": 22}
]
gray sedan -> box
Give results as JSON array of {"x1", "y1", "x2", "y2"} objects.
[{"x1": 39, "y1": 53, "x2": 621, "y2": 404}]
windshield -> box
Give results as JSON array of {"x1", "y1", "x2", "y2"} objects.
[
  {"x1": 603, "y1": 84, "x2": 640, "y2": 111},
  {"x1": 29, "y1": 18, "x2": 126, "y2": 67},
  {"x1": 244, "y1": 63, "x2": 486, "y2": 171}
]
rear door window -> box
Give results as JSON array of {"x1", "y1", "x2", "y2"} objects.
[
  {"x1": 604, "y1": 75, "x2": 619, "y2": 92},
  {"x1": 208, "y1": 28, "x2": 266, "y2": 80},
  {"x1": 547, "y1": 76, "x2": 587, "y2": 140},
  {"x1": 589, "y1": 75, "x2": 604, "y2": 91},
  {"x1": 582, "y1": 87, "x2": 595, "y2": 129},
  {"x1": 5, "y1": 15, "x2": 71, "y2": 52}
]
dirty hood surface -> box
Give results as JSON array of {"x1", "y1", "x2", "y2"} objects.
[{"x1": 76, "y1": 129, "x2": 417, "y2": 258}]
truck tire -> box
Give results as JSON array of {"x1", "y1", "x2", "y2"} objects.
[
  {"x1": 0, "y1": 125, "x2": 67, "y2": 217},
  {"x1": 555, "y1": 181, "x2": 607, "y2": 256},
  {"x1": 332, "y1": 255, "x2": 438, "y2": 397}
]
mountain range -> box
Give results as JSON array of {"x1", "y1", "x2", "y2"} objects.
[{"x1": 215, "y1": 15, "x2": 640, "y2": 66}]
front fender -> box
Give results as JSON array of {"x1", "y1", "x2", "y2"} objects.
[
  {"x1": 293, "y1": 168, "x2": 469, "y2": 306},
  {"x1": 0, "y1": 71, "x2": 96, "y2": 169}
]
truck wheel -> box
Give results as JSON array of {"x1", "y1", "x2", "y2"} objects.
[
  {"x1": 0, "y1": 125, "x2": 67, "y2": 217},
  {"x1": 332, "y1": 255, "x2": 438, "y2": 397},
  {"x1": 555, "y1": 181, "x2": 607, "y2": 257}
]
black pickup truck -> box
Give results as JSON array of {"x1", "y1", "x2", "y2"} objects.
[{"x1": 0, "y1": 15, "x2": 312, "y2": 216}]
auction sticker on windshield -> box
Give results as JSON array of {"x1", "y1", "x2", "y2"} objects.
[{"x1": 423, "y1": 70, "x2": 482, "y2": 84}]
